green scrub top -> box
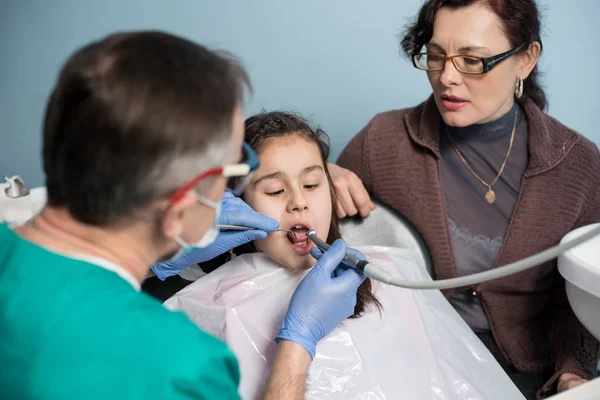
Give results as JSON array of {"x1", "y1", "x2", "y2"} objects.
[{"x1": 0, "y1": 224, "x2": 240, "y2": 400}]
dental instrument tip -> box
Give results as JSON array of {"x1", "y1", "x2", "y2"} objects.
[
  {"x1": 217, "y1": 224, "x2": 299, "y2": 241},
  {"x1": 278, "y1": 228, "x2": 298, "y2": 241}
]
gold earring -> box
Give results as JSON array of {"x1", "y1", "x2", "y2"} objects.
[{"x1": 515, "y1": 77, "x2": 524, "y2": 98}]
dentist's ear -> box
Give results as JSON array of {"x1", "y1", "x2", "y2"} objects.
[{"x1": 159, "y1": 192, "x2": 198, "y2": 239}]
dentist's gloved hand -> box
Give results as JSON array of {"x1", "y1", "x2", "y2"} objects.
[
  {"x1": 151, "y1": 191, "x2": 279, "y2": 280},
  {"x1": 275, "y1": 239, "x2": 367, "y2": 359}
]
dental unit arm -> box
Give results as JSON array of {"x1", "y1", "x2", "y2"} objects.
[{"x1": 307, "y1": 225, "x2": 600, "y2": 290}]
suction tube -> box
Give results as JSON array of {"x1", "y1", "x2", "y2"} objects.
[{"x1": 307, "y1": 225, "x2": 600, "y2": 290}]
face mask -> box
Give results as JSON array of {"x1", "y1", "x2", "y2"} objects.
[{"x1": 168, "y1": 195, "x2": 221, "y2": 262}]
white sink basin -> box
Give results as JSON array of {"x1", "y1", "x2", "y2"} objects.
[{"x1": 558, "y1": 223, "x2": 600, "y2": 341}]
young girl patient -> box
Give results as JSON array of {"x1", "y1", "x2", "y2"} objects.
[{"x1": 165, "y1": 112, "x2": 522, "y2": 400}]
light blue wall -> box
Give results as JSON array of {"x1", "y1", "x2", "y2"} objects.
[{"x1": 1, "y1": 0, "x2": 599, "y2": 187}]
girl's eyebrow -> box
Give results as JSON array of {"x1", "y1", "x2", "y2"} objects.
[
  {"x1": 253, "y1": 165, "x2": 323, "y2": 186},
  {"x1": 252, "y1": 171, "x2": 284, "y2": 186},
  {"x1": 301, "y1": 165, "x2": 323, "y2": 174}
]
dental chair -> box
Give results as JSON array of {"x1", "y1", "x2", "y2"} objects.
[{"x1": 340, "y1": 198, "x2": 434, "y2": 278}]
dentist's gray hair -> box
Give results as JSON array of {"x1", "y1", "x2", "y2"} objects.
[{"x1": 43, "y1": 31, "x2": 251, "y2": 226}]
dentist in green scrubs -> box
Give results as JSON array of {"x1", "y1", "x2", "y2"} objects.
[{"x1": 0, "y1": 31, "x2": 365, "y2": 400}]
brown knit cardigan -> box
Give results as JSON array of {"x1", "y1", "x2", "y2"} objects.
[{"x1": 338, "y1": 96, "x2": 600, "y2": 398}]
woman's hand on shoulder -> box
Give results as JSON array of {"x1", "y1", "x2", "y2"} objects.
[
  {"x1": 557, "y1": 373, "x2": 588, "y2": 393},
  {"x1": 328, "y1": 163, "x2": 375, "y2": 219}
]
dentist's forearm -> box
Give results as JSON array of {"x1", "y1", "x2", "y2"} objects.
[{"x1": 263, "y1": 340, "x2": 311, "y2": 400}]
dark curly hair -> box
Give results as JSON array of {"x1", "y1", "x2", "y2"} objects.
[{"x1": 239, "y1": 111, "x2": 382, "y2": 318}]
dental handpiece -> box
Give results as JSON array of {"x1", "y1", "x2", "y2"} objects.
[
  {"x1": 306, "y1": 230, "x2": 393, "y2": 284},
  {"x1": 306, "y1": 230, "x2": 368, "y2": 272}
]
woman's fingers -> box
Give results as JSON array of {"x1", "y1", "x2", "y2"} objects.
[
  {"x1": 329, "y1": 164, "x2": 373, "y2": 218},
  {"x1": 557, "y1": 373, "x2": 587, "y2": 393}
]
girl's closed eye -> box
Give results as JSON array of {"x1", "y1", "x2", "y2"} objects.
[
  {"x1": 303, "y1": 183, "x2": 319, "y2": 190},
  {"x1": 265, "y1": 189, "x2": 284, "y2": 196}
]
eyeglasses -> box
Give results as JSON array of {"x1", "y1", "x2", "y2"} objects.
[
  {"x1": 412, "y1": 44, "x2": 525, "y2": 75},
  {"x1": 171, "y1": 141, "x2": 259, "y2": 203}
]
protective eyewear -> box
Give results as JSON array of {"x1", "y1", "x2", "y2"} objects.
[
  {"x1": 171, "y1": 141, "x2": 259, "y2": 203},
  {"x1": 412, "y1": 44, "x2": 525, "y2": 75}
]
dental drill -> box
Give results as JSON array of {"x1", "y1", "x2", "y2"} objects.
[{"x1": 306, "y1": 226, "x2": 600, "y2": 290}]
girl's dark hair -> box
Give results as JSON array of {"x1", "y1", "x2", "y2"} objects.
[
  {"x1": 239, "y1": 111, "x2": 381, "y2": 318},
  {"x1": 401, "y1": 0, "x2": 546, "y2": 110}
]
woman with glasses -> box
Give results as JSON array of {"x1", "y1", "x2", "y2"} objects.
[{"x1": 329, "y1": 0, "x2": 600, "y2": 398}]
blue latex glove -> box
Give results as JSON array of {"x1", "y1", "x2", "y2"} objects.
[
  {"x1": 151, "y1": 191, "x2": 279, "y2": 280},
  {"x1": 275, "y1": 239, "x2": 367, "y2": 359}
]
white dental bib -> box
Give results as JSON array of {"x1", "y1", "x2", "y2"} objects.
[{"x1": 164, "y1": 246, "x2": 523, "y2": 400}]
